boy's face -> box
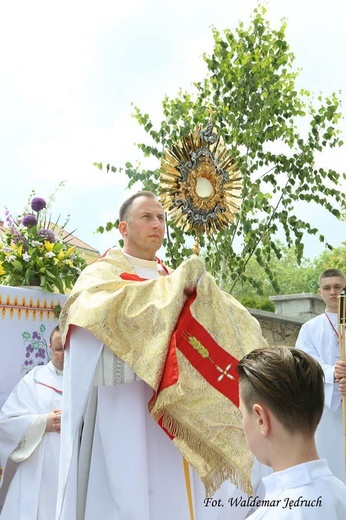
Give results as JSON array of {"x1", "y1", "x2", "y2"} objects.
[{"x1": 318, "y1": 276, "x2": 345, "y2": 312}]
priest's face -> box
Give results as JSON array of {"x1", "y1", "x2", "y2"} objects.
[
  {"x1": 318, "y1": 276, "x2": 345, "y2": 313},
  {"x1": 119, "y1": 195, "x2": 165, "y2": 261},
  {"x1": 49, "y1": 330, "x2": 64, "y2": 371}
]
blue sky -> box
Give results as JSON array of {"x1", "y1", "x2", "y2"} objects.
[{"x1": 1, "y1": 0, "x2": 345, "y2": 259}]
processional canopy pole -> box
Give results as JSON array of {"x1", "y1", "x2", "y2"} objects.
[
  {"x1": 159, "y1": 123, "x2": 242, "y2": 254},
  {"x1": 338, "y1": 286, "x2": 346, "y2": 477}
]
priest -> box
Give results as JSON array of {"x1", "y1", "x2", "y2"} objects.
[
  {"x1": 56, "y1": 191, "x2": 268, "y2": 520},
  {"x1": 0, "y1": 326, "x2": 64, "y2": 520}
]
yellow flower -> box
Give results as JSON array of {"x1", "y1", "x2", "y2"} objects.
[
  {"x1": 57, "y1": 249, "x2": 65, "y2": 261},
  {"x1": 44, "y1": 240, "x2": 55, "y2": 252},
  {"x1": 65, "y1": 246, "x2": 76, "y2": 256},
  {"x1": 17, "y1": 244, "x2": 23, "y2": 255},
  {"x1": 0, "y1": 263, "x2": 6, "y2": 275}
]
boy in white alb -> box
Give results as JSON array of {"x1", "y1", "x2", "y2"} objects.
[
  {"x1": 236, "y1": 345, "x2": 346, "y2": 518},
  {"x1": 296, "y1": 269, "x2": 346, "y2": 481}
]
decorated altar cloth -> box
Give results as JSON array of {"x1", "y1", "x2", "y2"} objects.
[{"x1": 0, "y1": 285, "x2": 67, "y2": 510}]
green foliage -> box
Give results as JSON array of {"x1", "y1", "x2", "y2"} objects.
[
  {"x1": 237, "y1": 295, "x2": 275, "y2": 312},
  {"x1": 95, "y1": 4, "x2": 345, "y2": 292},
  {"x1": 226, "y1": 243, "x2": 319, "y2": 300},
  {"x1": 225, "y1": 241, "x2": 346, "y2": 304},
  {"x1": 313, "y1": 241, "x2": 346, "y2": 275}
]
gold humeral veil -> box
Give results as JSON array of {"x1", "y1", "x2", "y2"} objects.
[{"x1": 60, "y1": 248, "x2": 267, "y2": 496}]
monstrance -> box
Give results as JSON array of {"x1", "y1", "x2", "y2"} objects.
[{"x1": 159, "y1": 123, "x2": 242, "y2": 254}]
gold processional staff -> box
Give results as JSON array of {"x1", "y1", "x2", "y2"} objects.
[{"x1": 338, "y1": 286, "x2": 346, "y2": 477}]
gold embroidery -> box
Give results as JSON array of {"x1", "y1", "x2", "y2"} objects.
[
  {"x1": 60, "y1": 249, "x2": 267, "y2": 496},
  {"x1": 182, "y1": 331, "x2": 235, "y2": 381}
]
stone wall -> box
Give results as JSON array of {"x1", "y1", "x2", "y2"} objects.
[
  {"x1": 269, "y1": 293, "x2": 324, "y2": 321},
  {"x1": 249, "y1": 293, "x2": 324, "y2": 346},
  {"x1": 249, "y1": 308, "x2": 304, "y2": 347}
]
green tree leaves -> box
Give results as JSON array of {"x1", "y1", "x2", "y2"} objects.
[{"x1": 96, "y1": 4, "x2": 345, "y2": 294}]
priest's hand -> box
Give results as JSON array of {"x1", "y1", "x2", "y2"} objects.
[{"x1": 46, "y1": 409, "x2": 61, "y2": 433}]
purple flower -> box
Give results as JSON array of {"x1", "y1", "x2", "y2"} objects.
[
  {"x1": 38, "y1": 228, "x2": 56, "y2": 243},
  {"x1": 5, "y1": 210, "x2": 15, "y2": 228},
  {"x1": 31, "y1": 197, "x2": 46, "y2": 212},
  {"x1": 22, "y1": 214, "x2": 38, "y2": 228}
]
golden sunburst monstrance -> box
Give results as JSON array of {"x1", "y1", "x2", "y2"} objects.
[{"x1": 160, "y1": 124, "x2": 242, "y2": 244}]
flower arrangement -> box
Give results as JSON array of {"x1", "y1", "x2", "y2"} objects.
[{"x1": 0, "y1": 194, "x2": 87, "y2": 293}]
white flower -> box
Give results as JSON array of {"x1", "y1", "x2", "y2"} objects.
[
  {"x1": 32, "y1": 240, "x2": 42, "y2": 247},
  {"x1": 5, "y1": 255, "x2": 16, "y2": 262},
  {"x1": 45, "y1": 252, "x2": 56, "y2": 258},
  {"x1": 22, "y1": 253, "x2": 31, "y2": 262}
]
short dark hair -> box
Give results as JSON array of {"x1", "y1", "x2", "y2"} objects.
[
  {"x1": 318, "y1": 268, "x2": 346, "y2": 286},
  {"x1": 50, "y1": 325, "x2": 60, "y2": 344},
  {"x1": 237, "y1": 346, "x2": 324, "y2": 435},
  {"x1": 119, "y1": 191, "x2": 157, "y2": 221}
]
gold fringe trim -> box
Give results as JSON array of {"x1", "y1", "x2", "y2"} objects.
[{"x1": 150, "y1": 407, "x2": 253, "y2": 497}]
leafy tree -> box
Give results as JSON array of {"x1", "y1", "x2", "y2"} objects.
[
  {"x1": 225, "y1": 242, "x2": 345, "y2": 311},
  {"x1": 228, "y1": 243, "x2": 319, "y2": 309},
  {"x1": 313, "y1": 241, "x2": 346, "y2": 275},
  {"x1": 237, "y1": 296, "x2": 275, "y2": 313},
  {"x1": 96, "y1": 4, "x2": 345, "y2": 294}
]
